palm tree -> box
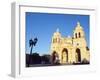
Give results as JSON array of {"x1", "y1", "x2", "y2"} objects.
[
  {"x1": 29, "y1": 38, "x2": 38, "y2": 54},
  {"x1": 27, "y1": 37, "x2": 38, "y2": 67}
]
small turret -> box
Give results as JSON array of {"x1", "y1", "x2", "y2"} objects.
[
  {"x1": 73, "y1": 21, "x2": 87, "y2": 47},
  {"x1": 73, "y1": 22, "x2": 85, "y2": 38},
  {"x1": 52, "y1": 28, "x2": 61, "y2": 43}
]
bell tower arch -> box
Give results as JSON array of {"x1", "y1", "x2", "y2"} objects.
[{"x1": 73, "y1": 22, "x2": 87, "y2": 47}]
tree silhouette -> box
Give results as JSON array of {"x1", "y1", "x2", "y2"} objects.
[
  {"x1": 29, "y1": 38, "x2": 38, "y2": 55},
  {"x1": 27, "y1": 37, "x2": 38, "y2": 67},
  {"x1": 32, "y1": 53, "x2": 41, "y2": 64},
  {"x1": 41, "y1": 54, "x2": 51, "y2": 64}
]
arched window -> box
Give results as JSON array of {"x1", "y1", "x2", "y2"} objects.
[
  {"x1": 55, "y1": 38, "x2": 57, "y2": 43},
  {"x1": 75, "y1": 33, "x2": 77, "y2": 38},
  {"x1": 53, "y1": 39, "x2": 55, "y2": 43},
  {"x1": 53, "y1": 38, "x2": 57, "y2": 43},
  {"x1": 79, "y1": 32, "x2": 81, "y2": 38}
]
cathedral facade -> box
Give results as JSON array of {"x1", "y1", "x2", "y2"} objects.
[{"x1": 50, "y1": 22, "x2": 90, "y2": 64}]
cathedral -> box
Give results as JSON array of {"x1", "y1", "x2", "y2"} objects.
[{"x1": 50, "y1": 22, "x2": 90, "y2": 64}]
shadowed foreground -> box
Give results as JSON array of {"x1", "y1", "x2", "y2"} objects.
[{"x1": 26, "y1": 53, "x2": 89, "y2": 67}]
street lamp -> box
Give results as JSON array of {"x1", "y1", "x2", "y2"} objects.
[{"x1": 27, "y1": 37, "x2": 38, "y2": 67}]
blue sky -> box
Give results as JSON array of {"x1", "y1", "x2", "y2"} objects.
[{"x1": 25, "y1": 12, "x2": 89, "y2": 55}]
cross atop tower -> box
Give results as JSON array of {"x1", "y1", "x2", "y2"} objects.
[
  {"x1": 56, "y1": 28, "x2": 59, "y2": 32},
  {"x1": 77, "y1": 21, "x2": 81, "y2": 26}
]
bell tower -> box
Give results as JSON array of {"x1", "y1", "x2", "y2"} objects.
[
  {"x1": 73, "y1": 22, "x2": 87, "y2": 47},
  {"x1": 73, "y1": 22, "x2": 89, "y2": 63},
  {"x1": 51, "y1": 28, "x2": 61, "y2": 44},
  {"x1": 50, "y1": 28, "x2": 62, "y2": 63}
]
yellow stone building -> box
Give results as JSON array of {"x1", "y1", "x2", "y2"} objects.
[{"x1": 51, "y1": 22, "x2": 90, "y2": 64}]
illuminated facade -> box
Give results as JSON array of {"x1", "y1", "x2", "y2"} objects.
[{"x1": 51, "y1": 22, "x2": 90, "y2": 64}]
